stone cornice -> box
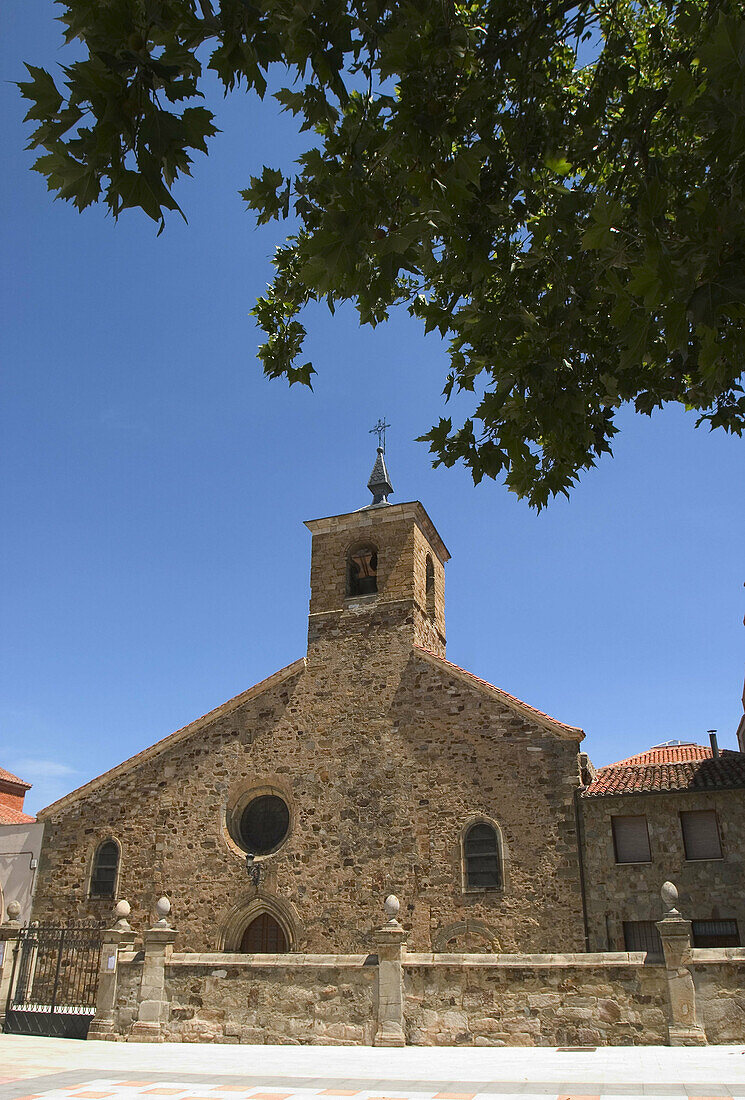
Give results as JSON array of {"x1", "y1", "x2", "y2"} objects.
[{"x1": 305, "y1": 500, "x2": 450, "y2": 565}]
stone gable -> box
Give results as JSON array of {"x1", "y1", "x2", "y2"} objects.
[{"x1": 32, "y1": 498, "x2": 586, "y2": 954}]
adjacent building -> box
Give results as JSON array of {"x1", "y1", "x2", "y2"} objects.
[
  {"x1": 0, "y1": 766, "x2": 43, "y2": 924},
  {"x1": 579, "y1": 740, "x2": 745, "y2": 955}
]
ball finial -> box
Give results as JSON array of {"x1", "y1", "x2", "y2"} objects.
[
  {"x1": 384, "y1": 894, "x2": 400, "y2": 921},
  {"x1": 155, "y1": 896, "x2": 171, "y2": 925},
  {"x1": 661, "y1": 880, "x2": 680, "y2": 916},
  {"x1": 6, "y1": 900, "x2": 21, "y2": 923},
  {"x1": 113, "y1": 898, "x2": 131, "y2": 930}
]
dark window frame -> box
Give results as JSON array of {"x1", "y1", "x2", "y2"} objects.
[
  {"x1": 239, "y1": 794, "x2": 290, "y2": 857},
  {"x1": 622, "y1": 920, "x2": 664, "y2": 960},
  {"x1": 611, "y1": 814, "x2": 652, "y2": 865},
  {"x1": 463, "y1": 820, "x2": 503, "y2": 891},
  {"x1": 680, "y1": 808, "x2": 723, "y2": 861},
  {"x1": 89, "y1": 838, "x2": 120, "y2": 899},
  {"x1": 691, "y1": 919, "x2": 740, "y2": 948}
]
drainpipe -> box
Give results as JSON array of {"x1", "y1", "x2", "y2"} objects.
[{"x1": 573, "y1": 785, "x2": 591, "y2": 952}]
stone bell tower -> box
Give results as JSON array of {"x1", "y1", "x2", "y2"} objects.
[{"x1": 304, "y1": 446, "x2": 449, "y2": 666}]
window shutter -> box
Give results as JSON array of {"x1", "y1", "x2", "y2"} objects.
[
  {"x1": 681, "y1": 810, "x2": 722, "y2": 860},
  {"x1": 612, "y1": 815, "x2": 651, "y2": 863}
]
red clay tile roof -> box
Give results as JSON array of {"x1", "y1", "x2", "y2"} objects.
[
  {"x1": 583, "y1": 744, "x2": 745, "y2": 798},
  {"x1": 0, "y1": 802, "x2": 36, "y2": 824},
  {"x1": 413, "y1": 646, "x2": 583, "y2": 739},
  {"x1": 0, "y1": 766, "x2": 32, "y2": 790},
  {"x1": 612, "y1": 744, "x2": 712, "y2": 766}
]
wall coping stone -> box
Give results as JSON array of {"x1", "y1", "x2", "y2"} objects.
[
  {"x1": 690, "y1": 948, "x2": 745, "y2": 963},
  {"x1": 404, "y1": 951, "x2": 658, "y2": 968},
  {"x1": 164, "y1": 952, "x2": 376, "y2": 968}
]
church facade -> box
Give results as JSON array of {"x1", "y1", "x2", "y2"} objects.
[
  {"x1": 31, "y1": 453, "x2": 589, "y2": 955},
  {"x1": 28, "y1": 451, "x2": 745, "y2": 971}
]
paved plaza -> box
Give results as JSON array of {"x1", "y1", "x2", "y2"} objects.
[{"x1": 0, "y1": 1037, "x2": 743, "y2": 1100}]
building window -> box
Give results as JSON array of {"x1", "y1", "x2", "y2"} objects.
[
  {"x1": 347, "y1": 545, "x2": 378, "y2": 596},
  {"x1": 680, "y1": 810, "x2": 723, "y2": 860},
  {"x1": 463, "y1": 821, "x2": 502, "y2": 890},
  {"x1": 237, "y1": 794, "x2": 290, "y2": 856},
  {"x1": 90, "y1": 840, "x2": 120, "y2": 898},
  {"x1": 691, "y1": 919, "x2": 740, "y2": 948},
  {"x1": 611, "y1": 815, "x2": 651, "y2": 863},
  {"x1": 623, "y1": 920, "x2": 663, "y2": 961},
  {"x1": 425, "y1": 555, "x2": 435, "y2": 619}
]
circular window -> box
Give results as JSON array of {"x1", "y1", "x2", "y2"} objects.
[{"x1": 238, "y1": 794, "x2": 290, "y2": 856}]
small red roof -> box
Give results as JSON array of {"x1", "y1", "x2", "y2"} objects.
[
  {"x1": 0, "y1": 802, "x2": 36, "y2": 824},
  {"x1": 0, "y1": 766, "x2": 32, "y2": 790},
  {"x1": 612, "y1": 744, "x2": 712, "y2": 766},
  {"x1": 583, "y1": 743, "x2": 745, "y2": 798}
]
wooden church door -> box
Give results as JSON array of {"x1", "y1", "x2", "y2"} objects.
[{"x1": 240, "y1": 913, "x2": 287, "y2": 953}]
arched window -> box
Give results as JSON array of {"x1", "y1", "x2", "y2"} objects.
[
  {"x1": 425, "y1": 555, "x2": 435, "y2": 619},
  {"x1": 347, "y1": 544, "x2": 378, "y2": 596},
  {"x1": 463, "y1": 822, "x2": 502, "y2": 890},
  {"x1": 90, "y1": 840, "x2": 120, "y2": 898},
  {"x1": 240, "y1": 912, "x2": 288, "y2": 952}
]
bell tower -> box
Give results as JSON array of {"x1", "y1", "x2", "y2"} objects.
[{"x1": 304, "y1": 447, "x2": 449, "y2": 664}]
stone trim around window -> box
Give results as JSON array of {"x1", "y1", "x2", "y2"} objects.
[
  {"x1": 87, "y1": 835, "x2": 122, "y2": 900},
  {"x1": 459, "y1": 814, "x2": 508, "y2": 895},
  {"x1": 221, "y1": 780, "x2": 294, "y2": 865}
]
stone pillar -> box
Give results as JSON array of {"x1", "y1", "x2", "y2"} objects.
[
  {"x1": 0, "y1": 902, "x2": 22, "y2": 1029},
  {"x1": 88, "y1": 900, "x2": 136, "y2": 1041},
  {"x1": 372, "y1": 895, "x2": 409, "y2": 1047},
  {"x1": 129, "y1": 897, "x2": 177, "y2": 1043},
  {"x1": 656, "y1": 881, "x2": 706, "y2": 1046}
]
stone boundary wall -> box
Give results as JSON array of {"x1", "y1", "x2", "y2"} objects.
[
  {"x1": 403, "y1": 953, "x2": 668, "y2": 1046},
  {"x1": 117, "y1": 953, "x2": 377, "y2": 1045},
  {"x1": 4, "y1": 896, "x2": 743, "y2": 1047},
  {"x1": 98, "y1": 948, "x2": 745, "y2": 1046},
  {"x1": 691, "y1": 948, "x2": 745, "y2": 1045}
]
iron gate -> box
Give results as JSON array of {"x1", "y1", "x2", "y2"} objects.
[{"x1": 3, "y1": 921, "x2": 102, "y2": 1039}]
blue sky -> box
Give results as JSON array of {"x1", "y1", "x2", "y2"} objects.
[{"x1": 2, "y1": 2, "x2": 744, "y2": 815}]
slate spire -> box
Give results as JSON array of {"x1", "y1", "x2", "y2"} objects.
[{"x1": 367, "y1": 446, "x2": 394, "y2": 506}]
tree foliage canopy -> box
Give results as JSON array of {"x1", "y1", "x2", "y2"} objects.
[{"x1": 19, "y1": 0, "x2": 745, "y2": 505}]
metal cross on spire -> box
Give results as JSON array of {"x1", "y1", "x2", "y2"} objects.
[{"x1": 369, "y1": 418, "x2": 391, "y2": 453}]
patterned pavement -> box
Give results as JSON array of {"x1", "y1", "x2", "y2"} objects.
[
  {"x1": 1, "y1": 1038, "x2": 744, "y2": 1100},
  {"x1": 0, "y1": 1075, "x2": 742, "y2": 1100}
]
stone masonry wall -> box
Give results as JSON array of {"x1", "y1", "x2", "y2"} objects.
[
  {"x1": 403, "y1": 955, "x2": 669, "y2": 1046},
  {"x1": 114, "y1": 954, "x2": 376, "y2": 1045},
  {"x1": 306, "y1": 504, "x2": 446, "y2": 656},
  {"x1": 103, "y1": 949, "x2": 745, "y2": 1046},
  {"x1": 580, "y1": 789, "x2": 745, "y2": 952},
  {"x1": 691, "y1": 952, "x2": 745, "y2": 1043},
  {"x1": 33, "y1": 502, "x2": 586, "y2": 955},
  {"x1": 33, "y1": 644, "x2": 586, "y2": 954},
  {"x1": 114, "y1": 952, "x2": 146, "y2": 1035}
]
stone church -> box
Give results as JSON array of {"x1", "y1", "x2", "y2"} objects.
[{"x1": 31, "y1": 449, "x2": 590, "y2": 955}]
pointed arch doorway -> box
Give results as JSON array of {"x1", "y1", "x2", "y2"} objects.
[{"x1": 240, "y1": 912, "x2": 288, "y2": 953}]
